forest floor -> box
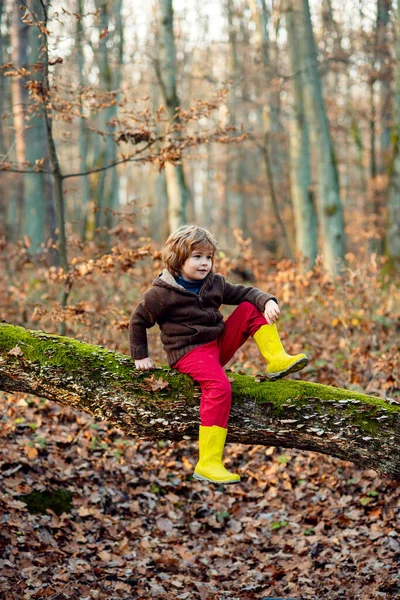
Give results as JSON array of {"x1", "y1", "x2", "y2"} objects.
[{"x1": 0, "y1": 236, "x2": 399, "y2": 599}]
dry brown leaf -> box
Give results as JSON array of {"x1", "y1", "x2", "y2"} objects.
[
  {"x1": 181, "y1": 456, "x2": 193, "y2": 471},
  {"x1": 24, "y1": 446, "x2": 38, "y2": 460},
  {"x1": 97, "y1": 550, "x2": 112, "y2": 561},
  {"x1": 156, "y1": 517, "x2": 174, "y2": 532},
  {"x1": 144, "y1": 374, "x2": 169, "y2": 391},
  {"x1": 8, "y1": 345, "x2": 23, "y2": 357}
]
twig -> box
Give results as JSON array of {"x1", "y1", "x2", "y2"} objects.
[
  {"x1": 68, "y1": 416, "x2": 95, "y2": 446},
  {"x1": 48, "y1": 582, "x2": 71, "y2": 600}
]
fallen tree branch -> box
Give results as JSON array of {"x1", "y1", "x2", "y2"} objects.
[{"x1": 1, "y1": 323, "x2": 399, "y2": 479}]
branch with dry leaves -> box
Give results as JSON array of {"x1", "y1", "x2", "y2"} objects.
[{"x1": 1, "y1": 323, "x2": 400, "y2": 480}]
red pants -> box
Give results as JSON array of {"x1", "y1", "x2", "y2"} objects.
[{"x1": 174, "y1": 302, "x2": 267, "y2": 428}]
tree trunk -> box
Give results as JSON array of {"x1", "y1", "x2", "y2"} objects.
[
  {"x1": 0, "y1": 0, "x2": 9, "y2": 238},
  {"x1": 261, "y1": 139, "x2": 294, "y2": 259},
  {"x1": 370, "y1": 0, "x2": 391, "y2": 255},
  {"x1": 287, "y1": 0, "x2": 346, "y2": 274},
  {"x1": 8, "y1": 3, "x2": 27, "y2": 241},
  {"x1": 150, "y1": 81, "x2": 169, "y2": 242},
  {"x1": 386, "y1": 0, "x2": 400, "y2": 266},
  {"x1": 77, "y1": 0, "x2": 91, "y2": 242},
  {"x1": 157, "y1": 0, "x2": 190, "y2": 233},
  {"x1": 249, "y1": 0, "x2": 293, "y2": 257},
  {"x1": 0, "y1": 0, "x2": 5, "y2": 159},
  {"x1": 105, "y1": 0, "x2": 123, "y2": 233},
  {"x1": 95, "y1": 0, "x2": 121, "y2": 236},
  {"x1": 1, "y1": 323, "x2": 400, "y2": 480},
  {"x1": 225, "y1": 0, "x2": 246, "y2": 236},
  {"x1": 377, "y1": 0, "x2": 391, "y2": 164},
  {"x1": 285, "y1": 0, "x2": 318, "y2": 266},
  {"x1": 23, "y1": 0, "x2": 47, "y2": 253},
  {"x1": 38, "y1": 5, "x2": 68, "y2": 272}
]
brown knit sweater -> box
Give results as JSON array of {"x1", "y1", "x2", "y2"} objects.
[{"x1": 129, "y1": 269, "x2": 277, "y2": 366}]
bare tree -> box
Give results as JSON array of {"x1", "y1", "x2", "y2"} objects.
[
  {"x1": 22, "y1": 1, "x2": 47, "y2": 253},
  {"x1": 224, "y1": 0, "x2": 246, "y2": 238},
  {"x1": 94, "y1": 0, "x2": 123, "y2": 234},
  {"x1": 248, "y1": 0, "x2": 293, "y2": 258},
  {"x1": 76, "y1": 0, "x2": 91, "y2": 241},
  {"x1": 284, "y1": 0, "x2": 318, "y2": 266},
  {"x1": 370, "y1": 0, "x2": 392, "y2": 254},
  {"x1": 286, "y1": 0, "x2": 346, "y2": 274},
  {"x1": 386, "y1": 0, "x2": 400, "y2": 267},
  {"x1": 9, "y1": 2, "x2": 28, "y2": 240},
  {"x1": 156, "y1": 0, "x2": 191, "y2": 233}
]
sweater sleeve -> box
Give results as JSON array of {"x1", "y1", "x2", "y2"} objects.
[
  {"x1": 221, "y1": 277, "x2": 278, "y2": 312},
  {"x1": 129, "y1": 287, "x2": 164, "y2": 360}
]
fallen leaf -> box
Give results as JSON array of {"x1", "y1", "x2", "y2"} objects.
[
  {"x1": 8, "y1": 345, "x2": 23, "y2": 357},
  {"x1": 97, "y1": 550, "x2": 112, "y2": 561},
  {"x1": 156, "y1": 517, "x2": 174, "y2": 532},
  {"x1": 144, "y1": 374, "x2": 170, "y2": 391},
  {"x1": 24, "y1": 446, "x2": 38, "y2": 460}
]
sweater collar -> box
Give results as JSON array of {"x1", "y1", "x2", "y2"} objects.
[
  {"x1": 159, "y1": 268, "x2": 184, "y2": 289},
  {"x1": 156, "y1": 268, "x2": 213, "y2": 291}
]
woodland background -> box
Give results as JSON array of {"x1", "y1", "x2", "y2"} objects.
[{"x1": 0, "y1": 0, "x2": 400, "y2": 599}]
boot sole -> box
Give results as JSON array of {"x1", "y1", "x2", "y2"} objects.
[
  {"x1": 193, "y1": 473, "x2": 240, "y2": 484},
  {"x1": 267, "y1": 357, "x2": 309, "y2": 381}
]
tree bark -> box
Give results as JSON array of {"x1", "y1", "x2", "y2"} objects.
[
  {"x1": 9, "y1": 2, "x2": 28, "y2": 240},
  {"x1": 95, "y1": 0, "x2": 122, "y2": 235},
  {"x1": 23, "y1": 0, "x2": 46, "y2": 253},
  {"x1": 1, "y1": 323, "x2": 400, "y2": 480},
  {"x1": 386, "y1": 0, "x2": 400, "y2": 266},
  {"x1": 285, "y1": 0, "x2": 318, "y2": 267},
  {"x1": 76, "y1": 0, "x2": 91, "y2": 242},
  {"x1": 225, "y1": 0, "x2": 246, "y2": 236},
  {"x1": 377, "y1": 0, "x2": 391, "y2": 163},
  {"x1": 39, "y1": 4, "x2": 68, "y2": 272},
  {"x1": 249, "y1": 0, "x2": 293, "y2": 258},
  {"x1": 0, "y1": 0, "x2": 10, "y2": 238},
  {"x1": 157, "y1": 0, "x2": 190, "y2": 233},
  {"x1": 0, "y1": 0, "x2": 5, "y2": 159},
  {"x1": 368, "y1": 0, "x2": 391, "y2": 255},
  {"x1": 286, "y1": 0, "x2": 346, "y2": 274}
]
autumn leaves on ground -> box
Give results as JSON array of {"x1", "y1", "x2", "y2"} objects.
[{"x1": 0, "y1": 231, "x2": 399, "y2": 600}]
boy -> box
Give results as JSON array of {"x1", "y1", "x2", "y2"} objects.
[{"x1": 130, "y1": 225, "x2": 308, "y2": 484}]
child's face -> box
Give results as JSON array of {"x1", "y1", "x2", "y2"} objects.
[{"x1": 181, "y1": 247, "x2": 213, "y2": 282}]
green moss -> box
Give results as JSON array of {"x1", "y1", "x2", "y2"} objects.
[
  {"x1": 0, "y1": 323, "x2": 197, "y2": 399},
  {"x1": 230, "y1": 375, "x2": 399, "y2": 412},
  {"x1": 230, "y1": 374, "x2": 400, "y2": 436},
  {"x1": 17, "y1": 489, "x2": 73, "y2": 515},
  {"x1": 1, "y1": 324, "x2": 398, "y2": 423},
  {"x1": 0, "y1": 324, "x2": 124, "y2": 379}
]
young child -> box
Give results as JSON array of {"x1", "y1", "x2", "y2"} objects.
[{"x1": 129, "y1": 225, "x2": 308, "y2": 484}]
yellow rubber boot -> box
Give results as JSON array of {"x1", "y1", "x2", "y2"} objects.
[
  {"x1": 193, "y1": 425, "x2": 240, "y2": 484},
  {"x1": 253, "y1": 324, "x2": 308, "y2": 381}
]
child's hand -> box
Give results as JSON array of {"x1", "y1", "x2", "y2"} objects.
[
  {"x1": 135, "y1": 357, "x2": 154, "y2": 370},
  {"x1": 264, "y1": 299, "x2": 280, "y2": 324}
]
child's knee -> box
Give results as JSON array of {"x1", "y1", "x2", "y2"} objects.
[
  {"x1": 212, "y1": 375, "x2": 232, "y2": 400},
  {"x1": 239, "y1": 301, "x2": 260, "y2": 315}
]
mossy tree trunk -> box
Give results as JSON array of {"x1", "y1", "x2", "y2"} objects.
[{"x1": 1, "y1": 323, "x2": 400, "y2": 480}]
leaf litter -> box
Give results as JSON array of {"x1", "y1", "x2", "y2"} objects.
[{"x1": 0, "y1": 237, "x2": 399, "y2": 599}]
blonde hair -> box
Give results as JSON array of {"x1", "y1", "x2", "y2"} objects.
[{"x1": 162, "y1": 225, "x2": 218, "y2": 277}]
